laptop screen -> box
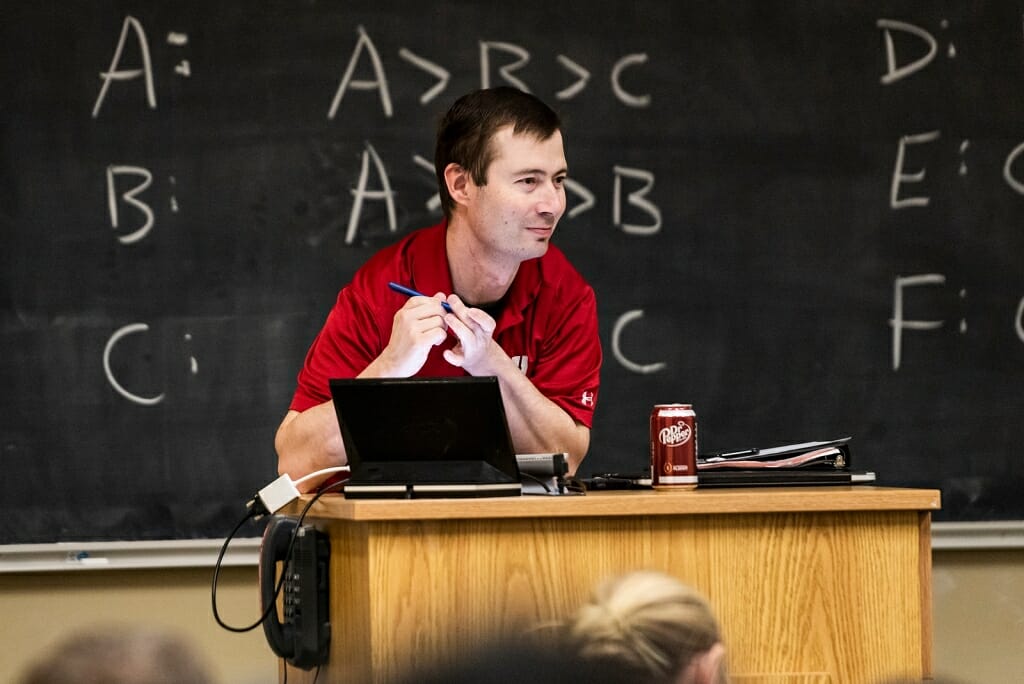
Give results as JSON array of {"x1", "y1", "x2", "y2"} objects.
[{"x1": 328, "y1": 376, "x2": 521, "y2": 496}]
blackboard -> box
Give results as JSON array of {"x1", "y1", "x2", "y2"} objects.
[{"x1": 3, "y1": 1, "x2": 1023, "y2": 545}]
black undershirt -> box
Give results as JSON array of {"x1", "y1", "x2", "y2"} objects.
[{"x1": 463, "y1": 296, "x2": 506, "y2": 321}]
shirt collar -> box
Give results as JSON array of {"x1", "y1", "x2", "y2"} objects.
[{"x1": 408, "y1": 219, "x2": 543, "y2": 334}]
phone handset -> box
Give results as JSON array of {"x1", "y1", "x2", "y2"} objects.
[{"x1": 259, "y1": 515, "x2": 331, "y2": 669}]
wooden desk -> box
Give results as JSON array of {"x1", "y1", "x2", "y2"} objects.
[{"x1": 280, "y1": 486, "x2": 940, "y2": 684}]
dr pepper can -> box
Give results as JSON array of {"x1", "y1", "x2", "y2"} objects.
[{"x1": 650, "y1": 404, "x2": 698, "y2": 489}]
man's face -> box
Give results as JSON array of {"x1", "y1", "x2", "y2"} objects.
[{"x1": 462, "y1": 125, "x2": 568, "y2": 264}]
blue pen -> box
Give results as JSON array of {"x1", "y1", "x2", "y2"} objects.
[{"x1": 388, "y1": 281, "x2": 453, "y2": 313}]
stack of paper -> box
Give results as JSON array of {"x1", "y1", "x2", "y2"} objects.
[{"x1": 696, "y1": 437, "x2": 875, "y2": 487}]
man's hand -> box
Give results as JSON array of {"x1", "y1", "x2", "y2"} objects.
[
  {"x1": 442, "y1": 294, "x2": 501, "y2": 373},
  {"x1": 371, "y1": 294, "x2": 450, "y2": 377},
  {"x1": 442, "y1": 294, "x2": 590, "y2": 473}
]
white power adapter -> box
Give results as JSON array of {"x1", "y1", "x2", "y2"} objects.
[{"x1": 255, "y1": 474, "x2": 300, "y2": 515}]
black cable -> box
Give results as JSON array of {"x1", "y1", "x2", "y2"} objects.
[
  {"x1": 293, "y1": 478, "x2": 345, "y2": 524},
  {"x1": 210, "y1": 506, "x2": 274, "y2": 633},
  {"x1": 559, "y1": 476, "x2": 587, "y2": 495},
  {"x1": 211, "y1": 481, "x2": 346, "y2": 633},
  {"x1": 519, "y1": 470, "x2": 552, "y2": 493}
]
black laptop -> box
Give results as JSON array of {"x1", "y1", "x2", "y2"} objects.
[{"x1": 328, "y1": 376, "x2": 522, "y2": 499}]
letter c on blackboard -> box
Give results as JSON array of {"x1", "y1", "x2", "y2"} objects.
[
  {"x1": 611, "y1": 310, "x2": 666, "y2": 375},
  {"x1": 103, "y1": 323, "x2": 165, "y2": 406}
]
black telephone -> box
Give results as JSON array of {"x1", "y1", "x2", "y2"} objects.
[{"x1": 259, "y1": 515, "x2": 331, "y2": 669}]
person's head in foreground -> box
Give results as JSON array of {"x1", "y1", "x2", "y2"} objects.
[
  {"x1": 564, "y1": 570, "x2": 728, "y2": 684},
  {"x1": 18, "y1": 623, "x2": 216, "y2": 684}
]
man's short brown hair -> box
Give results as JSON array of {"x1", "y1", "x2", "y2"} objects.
[{"x1": 434, "y1": 87, "x2": 562, "y2": 220}]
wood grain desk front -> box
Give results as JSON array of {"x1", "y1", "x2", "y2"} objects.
[{"x1": 279, "y1": 486, "x2": 941, "y2": 683}]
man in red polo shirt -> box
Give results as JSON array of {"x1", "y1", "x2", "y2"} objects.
[{"x1": 275, "y1": 87, "x2": 602, "y2": 490}]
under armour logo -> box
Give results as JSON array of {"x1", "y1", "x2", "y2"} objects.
[{"x1": 582, "y1": 390, "x2": 595, "y2": 407}]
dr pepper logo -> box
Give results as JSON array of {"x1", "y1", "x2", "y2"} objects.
[{"x1": 658, "y1": 421, "x2": 692, "y2": 447}]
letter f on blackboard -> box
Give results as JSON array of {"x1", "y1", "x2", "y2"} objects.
[{"x1": 889, "y1": 274, "x2": 946, "y2": 370}]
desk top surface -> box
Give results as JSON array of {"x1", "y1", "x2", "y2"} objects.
[{"x1": 288, "y1": 486, "x2": 941, "y2": 522}]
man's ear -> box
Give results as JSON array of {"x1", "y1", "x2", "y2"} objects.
[{"x1": 444, "y1": 163, "x2": 472, "y2": 207}]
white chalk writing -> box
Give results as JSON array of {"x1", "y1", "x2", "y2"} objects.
[
  {"x1": 877, "y1": 19, "x2": 940, "y2": 85},
  {"x1": 889, "y1": 131, "x2": 941, "y2": 209},
  {"x1": 611, "y1": 310, "x2": 666, "y2": 375},
  {"x1": 328, "y1": 25, "x2": 392, "y2": 119},
  {"x1": 880, "y1": 15, "x2": 1023, "y2": 369},
  {"x1": 106, "y1": 165, "x2": 154, "y2": 244},
  {"x1": 103, "y1": 323, "x2": 165, "y2": 406},
  {"x1": 92, "y1": 15, "x2": 155, "y2": 118},
  {"x1": 889, "y1": 274, "x2": 946, "y2": 371}
]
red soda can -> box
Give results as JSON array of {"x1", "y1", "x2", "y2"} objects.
[{"x1": 650, "y1": 404, "x2": 698, "y2": 489}]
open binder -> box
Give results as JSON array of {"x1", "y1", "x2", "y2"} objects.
[{"x1": 697, "y1": 437, "x2": 875, "y2": 487}]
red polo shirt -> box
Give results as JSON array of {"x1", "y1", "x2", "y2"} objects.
[{"x1": 289, "y1": 221, "x2": 601, "y2": 427}]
